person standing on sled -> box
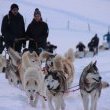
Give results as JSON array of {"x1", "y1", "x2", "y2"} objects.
[
  {"x1": 1, "y1": 3, "x2": 26, "y2": 53},
  {"x1": 26, "y1": 8, "x2": 49, "y2": 54},
  {"x1": 89, "y1": 34, "x2": 99, "y2": 55}
]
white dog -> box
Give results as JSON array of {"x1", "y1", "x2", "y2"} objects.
[
  {"x1": 8, "y1": 48, "x2": 46, "y2": 107},
  {"x1": 24, "y1": 67, "x2": 46, "y2": 107}
]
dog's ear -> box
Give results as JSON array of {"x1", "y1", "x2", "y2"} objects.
[
  {"x1": 89, "y1": 61, "x2": 93, "y2": 67},
  {"x1": 8, "y1": 47, "x2": 21, "y2": 66},
  {"x1": 31, "y1": 51, "x2": 38, "y2": 57},
  {"x1": 93, "y1": 60, "x2": 97, "y2": 66}
]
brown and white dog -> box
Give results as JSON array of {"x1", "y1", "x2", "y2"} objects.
[
  {"x1": 42, "y1": 48, "x2": 75, "y2": 110},
  {"x1": 53, "y1": 48, "x2": 75, "y2": 88},
  {"x1": 40, "y1": 48, "x2": 75, "y2": 88}
]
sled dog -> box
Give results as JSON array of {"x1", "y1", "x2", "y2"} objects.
[
  {"x1": 40, "y1": 48, "x2": 75, "y2": 87},
  {"x1": 45, "y1": 70, "x2": 67, "y2": 110},
  {"x1": 8, "y1": 48, "x2": 41, "y2": 89},
  {"x1": 5, "y1": 60, "x2": 21, "y2": 86},
  {"x1": 79, "y1": 61, "x2": 109, "y2": 110},
  {"x1": 24, "y1": 66, "x2": 46, "y2": 107}
]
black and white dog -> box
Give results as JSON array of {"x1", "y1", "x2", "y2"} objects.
[
  {"x1": 79, "y1": 61, "x2": 109, "y2": 110},
  {"x1": 45, "y1": 70, "x2": 67, "y2": 110}
]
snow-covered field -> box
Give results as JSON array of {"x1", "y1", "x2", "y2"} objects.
[
  {"x1": 0, "y1": 50, "x2": 110, "y2": 110},
  {"x1": 0, "y1": 0, "x2": 110, "y2": 110}
]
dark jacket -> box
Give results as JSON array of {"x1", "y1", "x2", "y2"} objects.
[
  {"x1": 1, "y1": 11, "x2": 25, "y2": 48},
  {"x1": 26, "y1": 19, "x2": 49, "y2": 49},
  {"x1": 88, "y1": 41, "x2": 94, "y2": 51},
  {"x1": 76, "y1": 43, "x2": 85, "y2": 51},
  {"x1": 103, "y1": 32, "x2": 110, "y2": 42},
  {"x1": 0, "y1": 35, "x2": 5, "y2": 54},
  {"x1": 91, "y1": 35, "x2": 99, "y2": 47}
]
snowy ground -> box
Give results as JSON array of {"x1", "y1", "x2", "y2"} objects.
[
  {"x1": 0, "y1": 49, "x2": 110, "y2": 110},
  {"x1": 0, "y1": 0, "x2": 110, "y2": 110}
]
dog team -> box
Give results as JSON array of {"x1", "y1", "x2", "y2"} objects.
[{"x1": 0, "y1": 47, "x2": 109, "y2": 110}]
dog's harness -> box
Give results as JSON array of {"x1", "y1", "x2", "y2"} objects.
[{"x1": 49, "y1": 85, "x2": 62, "y2": 96}]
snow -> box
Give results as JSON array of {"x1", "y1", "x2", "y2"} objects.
[{"x1": 0, "y1": 0, "x2": 110, "y2": 110}]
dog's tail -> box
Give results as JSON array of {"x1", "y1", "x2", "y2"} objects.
[
  {"x1": 101, "y1": 81, "x2": 109, "y2": 89},
  {"x1": 53, "y1": 55, "x2": 64, "y2": 71},
  {"x1": 65, "y1": 48, "x2": 75, "y2": 62}
]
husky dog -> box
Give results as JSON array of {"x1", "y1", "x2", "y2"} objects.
[
  {"x1": 45, "y1": 70, "x2": 67, "y2": 110},
  {"x1": 5, "y1": 60, "x2": 21, "y2": 86},
  {"x1": 7, "y1": 48, "x2": 22, "y2": 86},
  {"x1": 20, "y1": 51, "x2": 41, "y2": 84},
  {"x1": 24, "y1": 67, "x2": 46, "y2": 107},
  {"x1": 8, "y1": 48, "x2": 41, "y2": 85},
  {"x1": 21, "y1": 51, "x2": 46, "y2": 107},
  {"x1": 52, "y1": 48, "x2": 75, "y2": 88},
  {"x1": 79, "y1": 61, "x2": 109, "y2": 110},
  {"x1": 8, "y1": 48, "x2": 46, "y2": 107},
  {"x1": 40, "y1": 48, "x2": 75, "y2": 87}
]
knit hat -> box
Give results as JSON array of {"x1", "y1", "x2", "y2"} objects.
[
  {"x1": 10, "y1": 4, "x2": 19, "y2": 10},
  {"x1": 34, "y1": 8, "x2": 41, "y2": 16}
]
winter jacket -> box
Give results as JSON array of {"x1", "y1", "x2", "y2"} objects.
[
  {"x1": 91, "y1": 36, "x2": 99, "y2": 47},
  {"x1": 26, "y1": 19, "x2": 49, "y2": 49},
  {"x1": 1, "y1": 11, "x2": 25, "y2": 48},
  {"x1": 88, "y1": 41, "x2": 94, "y2": 51},
  {"x1": 0, "y1": 35, "x2": 5, "y2": 54}
]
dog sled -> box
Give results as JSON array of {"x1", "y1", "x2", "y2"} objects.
[
  {"x1": 75, "y1": 50, "x2": 95, "y2": 58},
  {"x1": 99, "y1": 41, "x2": 109, "y2": 51}
]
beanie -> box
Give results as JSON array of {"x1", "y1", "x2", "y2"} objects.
[
  {"x1": 34, "y1": 8, "x2": 41, "y2": 16},
  {"x1": 10, "y1": 4, "x2": 19, "y2": 10}
]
